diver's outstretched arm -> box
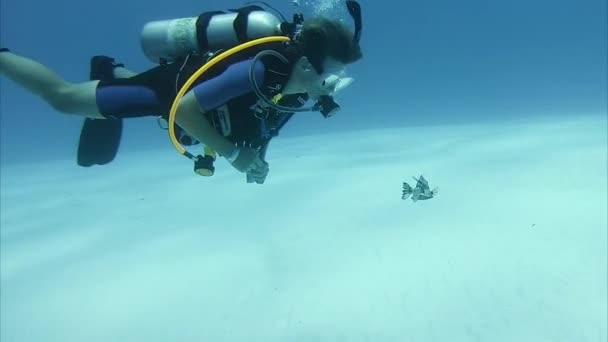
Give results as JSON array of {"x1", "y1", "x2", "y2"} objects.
[{"x1": 0, "y1": 50, "x2": 103, "y2": 118}]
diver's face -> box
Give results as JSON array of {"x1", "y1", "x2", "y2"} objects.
[{"x1": 285, "y1": 57, "x2": 348, "y2": 99}]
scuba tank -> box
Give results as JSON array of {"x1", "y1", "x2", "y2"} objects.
[{"x1": 140, "y1": 7, "x2": 289, "y2": 64}]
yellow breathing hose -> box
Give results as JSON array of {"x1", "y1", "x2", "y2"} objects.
[{"x1": 167, "y1": 35, "x2": 292, "y2": 159}]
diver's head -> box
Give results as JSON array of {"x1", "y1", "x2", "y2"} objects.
[
  {"x1": 284, "y1": 17, "x2": 362, "y2": 99},
  {"x1": 297, "y1": 17, "x2": 362, "y2": 74}
]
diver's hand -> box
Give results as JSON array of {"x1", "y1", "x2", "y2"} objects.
[
  {"x1": 228, "y1": 147, "x2": 262, "y2": 173},
  {"x1": 247, "y1": 161, "x2": 269, "y2": 184}
]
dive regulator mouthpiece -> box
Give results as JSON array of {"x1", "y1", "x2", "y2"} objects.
[{"x1": 316, "y1": 95, "x2": 340, "y2": 118}]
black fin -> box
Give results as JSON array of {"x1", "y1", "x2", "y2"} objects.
[
  {"x1": 76, "y1": 56, "x2": 124, "y2": 167},
  {"x1": 77, "y1": 118, "x2": 123, "y2": 167}
]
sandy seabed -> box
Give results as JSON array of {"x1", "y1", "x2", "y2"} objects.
[{"x1": 1, "y1": 114, "x2": 606, "y2": 342}]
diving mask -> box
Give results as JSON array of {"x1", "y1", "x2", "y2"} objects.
[
  {"x1": 320, "y1": 73, "x2": 354, "y2": 95},
  {"x1": 306, "y1": 58, "x2": 354, "y2": 99}
]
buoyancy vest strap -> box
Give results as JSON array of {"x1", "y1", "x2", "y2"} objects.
[
  {"x1": 196, "y1": 11, "x2": 226, "y2": 51},
  {"x1": 230, "y1": 5, "x2": 265, "y2": 43}
]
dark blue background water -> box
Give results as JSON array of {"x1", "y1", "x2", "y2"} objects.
[{"x1": 1, "y1": 0, "x2": 606, "y2": 164}]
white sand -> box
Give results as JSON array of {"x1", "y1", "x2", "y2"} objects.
[{"x1": 1, "y1": 114, "x2": 606, "y2": 342}]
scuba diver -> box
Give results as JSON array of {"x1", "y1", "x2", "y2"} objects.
[
  {"x1": 402, "y1": 175, "x2": 439, "y2": 202},
  {"x1": 0, "y1": 1, "x2": 363, "y2": 184}
]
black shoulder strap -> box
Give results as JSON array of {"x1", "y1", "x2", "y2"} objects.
[
  {"x1": 196, "y1": 10, "x2": 226, "y2": 51},
  {"x1": 229, "y1": 5, "x2": 265, "y2": 43}
]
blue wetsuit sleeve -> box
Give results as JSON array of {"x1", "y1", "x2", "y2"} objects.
[{"x1": 191, "y1": 59, "x2": 266, "y2": 111}]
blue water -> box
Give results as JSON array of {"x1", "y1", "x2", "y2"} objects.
[
  {"x1": 0, "y1": 0, "x2": 605, "y2": 164},
  {"x1": 1, "y1": 1, "x2": 607, "y2": 340}
]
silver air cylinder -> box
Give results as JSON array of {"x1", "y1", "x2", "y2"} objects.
[{"x1": 140, "y1": 11, "x2": 284, "y2": 63}]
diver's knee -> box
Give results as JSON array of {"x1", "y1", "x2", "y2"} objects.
[{"x1": 47, "y1": 85, "x2": 80, "y2": 114}]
